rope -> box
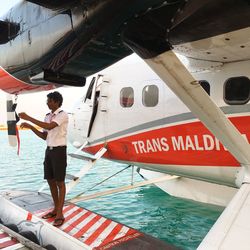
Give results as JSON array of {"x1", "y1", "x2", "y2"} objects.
[{"x1": 71, "y1": 165, "x2": 132, "y2": 199}]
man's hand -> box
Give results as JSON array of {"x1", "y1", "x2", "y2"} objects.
[
  {"x1": 18, "y1": 112, "x2": 30, "y2": 121},
  {"x1": 20, "y1": 122, "x2": 32, "y2": 129}
]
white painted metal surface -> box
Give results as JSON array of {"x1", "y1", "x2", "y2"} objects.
[
  {"x1": 198, "y1": 184, "x2": 250, "y2": 250},
  {"x1": 140, "y1": 169, "x2": 237, "y2": 206},
  {"x1": 68, "y1": 55, "x2": 250, "y2": 189},
  {"x1": 174, "y1": 27, "x2": 250, "y2": 63},
  {"x1": 145, "y1": 51, "x2": 250, "y2": 183}
]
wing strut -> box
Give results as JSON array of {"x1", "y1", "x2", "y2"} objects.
[
  {"x1": 140, "y1": 50, "x2": 250, "y2": 185},
  {"x1": 69, "y1": 174, "x2": 178, "y2": 204},
  {"x1": 198, "y1": 183, "x2": 250, "y2": 249}
]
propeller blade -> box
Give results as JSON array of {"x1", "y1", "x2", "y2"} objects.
[{"x1": 6, "y1": 94, "x2": 18, "y2": 148}]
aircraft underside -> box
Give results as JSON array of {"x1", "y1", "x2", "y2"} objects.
[{"x1": 1, "y1": 0, "x2": 250, "y2": 93}]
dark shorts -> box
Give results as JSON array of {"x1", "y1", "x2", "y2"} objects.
[{"x1": 43, "y1": 146, "x2": 67, "y2": 182}]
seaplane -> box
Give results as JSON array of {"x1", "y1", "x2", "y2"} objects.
[{"x1": 1, "y1": 0, "x2": 250, "y2": 249}]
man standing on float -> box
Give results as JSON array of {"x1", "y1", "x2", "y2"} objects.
[{"x1": 19, "y1": 91, "x2": 68, "y2": 227}]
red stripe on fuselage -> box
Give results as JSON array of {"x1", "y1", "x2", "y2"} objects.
[
  {"x1": 0, "y1": 67, "x2": 54, "y2": 94},
  {"x1": 84, "y1": 116, "x2": 250, "y2": 167}
]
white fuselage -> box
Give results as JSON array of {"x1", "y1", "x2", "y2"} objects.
[{"x1": 68, "y1": 54, "x2": 250, "y2": 188}]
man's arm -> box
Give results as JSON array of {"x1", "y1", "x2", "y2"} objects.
[
  {"x1": 19, "y1": 112, "x2": 58, "y2": 130},
  {"x1": 20, "y1": 122, "x2": 48, "y2": 140}
]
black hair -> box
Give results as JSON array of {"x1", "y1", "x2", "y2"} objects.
[{"x1": 47, "y1": 91, "x2": 63, "y2": 107}]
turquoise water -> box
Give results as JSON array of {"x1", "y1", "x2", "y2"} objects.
[{"x1": 0, "y1": 131, "x2": 223, "y2": 249}]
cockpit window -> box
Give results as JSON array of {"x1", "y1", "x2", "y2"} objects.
[
  {"x1": 200, "y1": 80, "x2": 210, "y2": 95},
  {"x1": 224, "y1": 76, "x2": 250, "y2": 105},
  {"x1": 142, "y1": 85, "x2": 159, "y2": 107},
  {"x1": 120, "y1": 87, "x2": 134, "y2": 107}
]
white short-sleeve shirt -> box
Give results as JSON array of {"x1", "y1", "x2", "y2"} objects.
[{"x1": 44, "y1": 108, "x2": 68, "y2": 147}]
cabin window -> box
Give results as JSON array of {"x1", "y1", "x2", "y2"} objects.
[
  {"x1": 224, "y1": 77, "x2": 250, "y2": 105},
  {"x1": 142, "y1": 85, "x2": 159, "y2": 107},
  {"x1": 120, "y1": 87, "x2": 134, "y2": 107},
  {"x1": 200, "y1": 80, "x2": 210, "y2": 95}
]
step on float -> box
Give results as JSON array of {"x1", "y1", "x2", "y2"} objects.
[{"x1": 0, "y1": 190, "x2": 178, "y2": 250}]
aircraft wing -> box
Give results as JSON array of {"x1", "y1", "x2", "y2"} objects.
[
  {"x1": 26, "y1": 0, "x2": 74, "y2": 9},
  {"x1": 198, "y1": 183, "x2": 250, "y2": 249},
  {"x1": 27, "y1": 0, "x2": 250, "y2": 78},
  {"x1": 1, "y1": 0, "x2": 250, "y2": 94}
]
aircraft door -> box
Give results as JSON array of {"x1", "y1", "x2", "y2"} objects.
[
  {"x1": 85, "y1": 75, "x2": 101, "y2": 137},
  {"x1": 98, "y1": 77, "x2": 110, "y2": 142},
  {"x1": 68, "y1": 75, "x2": 103, "y2": 147}
]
